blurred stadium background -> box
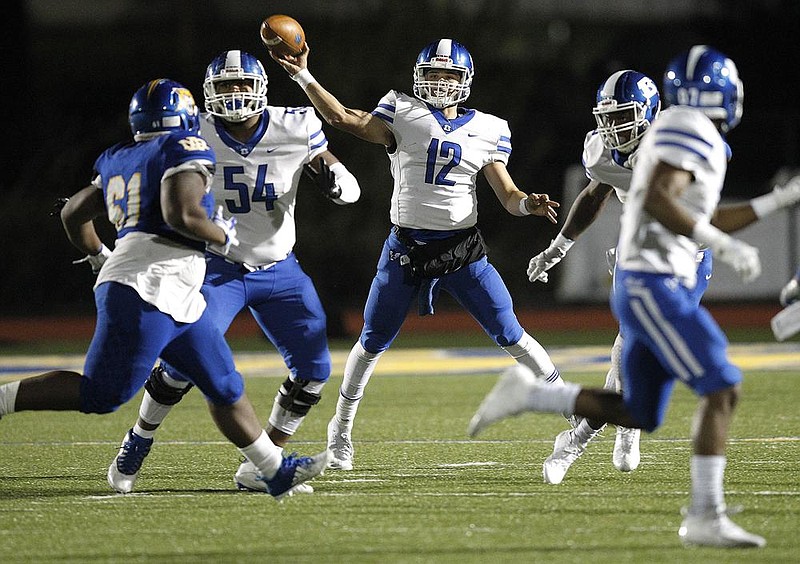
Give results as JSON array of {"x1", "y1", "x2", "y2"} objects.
[{"x1": 2, "y1": 0, "x2": 798, "y2": 340}]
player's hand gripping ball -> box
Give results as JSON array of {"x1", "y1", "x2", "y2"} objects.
[{"x1": 260, "y1": 15, "x2": 306, "y2": 56}]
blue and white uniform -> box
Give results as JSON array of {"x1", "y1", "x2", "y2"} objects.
[
  {"x1": 583, "y1": 129, "x2": 713, "y2": 303},
  {"x1": 611, "y1": 106, "x2": 740, "y2": 431},
  {"x1": 361, "y1": 91, "x2": 523, "y2": 352},
  {"x1": 82, "y1": 131, "x2": 246, "y2": 413},
  {"x1": 164, "y1": 108, "x2": 333, "y2": 386}
]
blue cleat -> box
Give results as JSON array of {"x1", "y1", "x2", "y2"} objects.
[
  {"x1": 107, "y1": 429, "x2": 153, "y2": 493},
  {"x1": 236, "y1": 450, "x2": 331, "y2": 500}
]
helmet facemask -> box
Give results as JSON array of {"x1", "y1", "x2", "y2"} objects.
[
  {"x1": 413, "y1": 63, "x2": 471, "y2": 109},
  {"x1": 203, "y1": 51, "x2": 268, "y2": 123},
  {"x1": 593, "y1": 100, "x2": 653, "y2": 153}
]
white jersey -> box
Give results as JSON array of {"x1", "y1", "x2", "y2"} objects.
[
  {"x1": 199, "y1": 107, "x2": 328, "y2": 266},
  {"x1": 617, "y1": 106, "x2": 729, "y2": 287},
  {"x1": 581, "y1": 130, "x2": 635, "y2": 202},
  {"x1": 372, "y1": 91, "x2": 511, "y2": 230}
]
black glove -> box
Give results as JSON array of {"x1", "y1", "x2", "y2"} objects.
[
  {"x1": 303, "y1": 157, "x2": 341, "y2": 200},
  {"x1": 50, "y1": 197, "x2": 69, "y2": 217}
]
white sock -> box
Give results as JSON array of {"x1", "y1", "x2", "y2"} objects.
[
  {"x1": 132, "y1": 424, "x2": 156, "y2": 440},
  {"x1": 238, "y1": 430, "x2": 284, "y2": 480},
  {"x1": 335, "y1": 341, "x2": 383, "y2": 426},
  {"x1": 603, "y1": 333, "x2": 624, "y2": 392},
  {"x1": 524, "y1": 381, "x2": 582, "y2": 415},
  {"x1": 137, "y1": 391, "x2": 173, "y2": 430},
  {"x1": 690, "y1": 454, "x2": 726, "y2": 514},
  {"x1": 503, "y1": 332, "x2": 559, "y2": 381},
  {"x1": 0, "y1": 381, "x2": 20, "y2": 416},
  {"x1": 574, "y1": 417, "x2": 604, "y2": 443}
]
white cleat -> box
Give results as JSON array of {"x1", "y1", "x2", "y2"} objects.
[
  {"x1": 612, "y1": 426, "x2": 641, "y2": 472},
  {"x1": 234, "y1": 460, "x2": 314, "y2": 494},
  {"x1": 679, "y1": 508, "x2": 766, "y2": 548},
  {"x1": 468, "y1": 365, "x2": 538, "y2": 437},
  {"x1": 327, "y1": 418, "x2": 354, "y2": 471},
  {"x1": 542, "y1": 429, "x2": 587, "y2": 485}
]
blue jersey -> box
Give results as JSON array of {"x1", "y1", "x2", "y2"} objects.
[{"x1": 93, "y1": 131, "x2": 216, "y2": 251}]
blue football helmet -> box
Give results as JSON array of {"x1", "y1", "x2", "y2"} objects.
[
  {"x1": 593, "y1": 70, "x2": 660, "y2": 153},
  {"x1": 663, "y1": 45, "x2": 743, "y2": 132},
  {"x1": 129, "y1": 79, "x2": 200, "y2": 140},
  {"x1": 203, "y1": 50, "x2": 268, "y2": 122},
  {"x1": 413, "y1": 39, "x2": 474, "y2": 108}
]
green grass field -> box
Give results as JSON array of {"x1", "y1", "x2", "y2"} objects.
[{"x1": 1, "y1": 336, "x2": 798, "y2": 562}]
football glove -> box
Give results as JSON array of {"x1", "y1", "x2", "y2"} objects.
[
  {"x1": 72, "y1": 244, "x2": 112, "y2": 274},
  {"x1": 751, "y1": 174, "x2": 800, "y2": 218},
  {"x1": 208, "y1": 205, "x2": 239, "y2": 256},
  {"x1": 303, "y1": 157, "x2": 341, "y2": 200},
  {"x1": 527, "y1": 234, "x2": 574, "y2": 283},
  {"x1": 693, "y1": 221, "x2": 761, "y2": 283}
]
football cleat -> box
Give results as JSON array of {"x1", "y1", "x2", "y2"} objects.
[
  {"x1": 679, "y1": 507, "x2": 766, "y2": 548},
  {"x1": 326, "y1": 417, "x2": 354, "y2": 471},
  {"x1": 467, "y1": 364, "x2": 538, "y2": 437},
  {"x1": 107, "y1": 429, "x2": 153, "y2": 493},
  {"x1": 240, "y1": 450, "x2": 331, "y2": 501},
  {"x1": 234, "y1": 459, "x2": 314, "y2": 495},
  {"x1": 542, "y1": 429, "x2": 587, "y2": 485},
  {"x1": 612, "y1": 426, "x2": 641, "y2": 472}
]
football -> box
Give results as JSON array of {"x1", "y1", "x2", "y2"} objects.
[{"x1": 260, "y1": 14, "x2": 306, "y2": 56}]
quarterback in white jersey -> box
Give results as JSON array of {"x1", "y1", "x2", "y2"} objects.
[
  {"x1": 273, "y1": 38, "x2": 564, "y2": 471},
  {"x1": 107, "y1": 51, "x2": 359, "y2": 495},
  {"x1": 373, "y1": 90, "x2": 513, "y2": 230},
  {"x1": 470, "y1": 46, "x2": 787, "y2": 548}
]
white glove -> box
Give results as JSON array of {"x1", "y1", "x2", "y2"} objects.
[
  {"x1": 693, "y1": 221, "x2": 761, "y2": 283},
  {"x1": 527, "y1": 233, "x2": 574, "y2": 283},
  {"x1": 751, "y1": 175, "x2": 800, "y2": 218},
  {"x1": 208, "y1": 205, "x2": 239, "y2": 256},
  {"x1": 72, "y1": 244, "x2": 112, "y2": 274}
]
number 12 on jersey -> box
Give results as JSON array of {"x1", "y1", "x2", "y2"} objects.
[{"x1": 425, "y1": 139, "x2": 461, "y2": 186}]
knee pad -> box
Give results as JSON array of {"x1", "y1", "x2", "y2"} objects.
[
  {"x1": 144, "y1": 365, "x2": 194, "y2": 406},
  {"x1": 276, "y1": 377, "x2": 322, "y2": 416}
]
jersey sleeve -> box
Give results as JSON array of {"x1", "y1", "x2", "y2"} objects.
[
  {"x1": 304, "y1": 109, "x2": 329, "y2": 160},
  {"x1": 371, "y1": 90, "x2": 399, "y2": 131},
  {"x1": 647, "y1": 109, "x2": 719, "y2": 177},
  {"x1": 161, "y1": 132, "x2": 216, "y2": 181},
  {"x1": 581, "y1": 130, "x2": 603, "y2": 180},
  {"x1": 489, "y1": 118, "x2": 512, "y2": 165}
]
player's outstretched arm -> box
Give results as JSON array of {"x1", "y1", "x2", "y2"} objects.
[
  {"x1": 712, "y1": 174, "x2": 800, "y2": 233},
  {"x1": 270, "y1": 45, "x2": 393, "y2": 147},
  {"x1": 483, "y1": 162, "x2": 559, "y2": 222},
  {"x1": 526, "y1": 180, "x2": 615, "y2": 283}
]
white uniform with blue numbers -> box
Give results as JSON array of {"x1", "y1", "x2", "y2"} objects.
[
  {"x1": 357, "y1": 91, "x2": 533, "y2": 354},
  {"x1": 372, "y1": 91, "x2": 511, "y2": 230},
  {"x1": 199, "y1": 106, "x2": 328, "y2": 266},
  {"x1": 162, "y1": 109, "x2": 335, "y2": 392},
  {"x1": 617, "y1": 106, "x2": 728, "y2": 289},
  {"x1": 610, "y1": 105, "x2": 741, "y2": 432}
]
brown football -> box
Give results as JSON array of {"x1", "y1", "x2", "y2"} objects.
[{"x1": 260, "y1": 14, "x2": 306, "y2": 56}]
